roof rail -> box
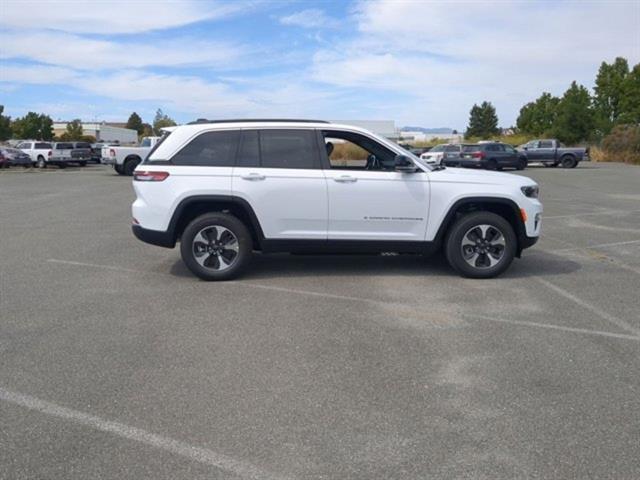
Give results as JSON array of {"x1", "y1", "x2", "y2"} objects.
[{"x1": 187, "y1": 118, "x2": 330, "y2": 125}]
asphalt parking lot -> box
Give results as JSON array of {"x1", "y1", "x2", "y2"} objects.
[{"x1": 1, "y1": 162, "x2": 639, "y2": 479}]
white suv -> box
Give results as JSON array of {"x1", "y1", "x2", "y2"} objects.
[{"x1": 132, "y1": 120, "x2": 542, "y2": 280}]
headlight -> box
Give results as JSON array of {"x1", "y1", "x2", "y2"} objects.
[{"x1": 521, "y1": 185, "x2": 539, "y2": 198}]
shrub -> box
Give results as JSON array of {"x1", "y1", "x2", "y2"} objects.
[{"x1": 595, "y1": 124, "x2": 640, "y2": 165}]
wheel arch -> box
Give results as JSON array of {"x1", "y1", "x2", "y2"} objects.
[
  {"x1": 168, "y1": 195, "x2": 265, "y2": 249},
  {"x1": 434, "y1": 197, "x2": 527, "y2": 256}
]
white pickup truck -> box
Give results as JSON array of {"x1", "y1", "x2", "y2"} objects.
[{"x1": 102, "y1": 136, "x2": 161, "y2": 176}]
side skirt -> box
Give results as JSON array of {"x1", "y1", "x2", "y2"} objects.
[{"x1": 260, "y1": 239, "x2": 440, "y2": 255}]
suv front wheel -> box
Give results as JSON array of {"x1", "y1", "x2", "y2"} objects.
[
  {"x1": 180, "y1": 213, "x2": 252, "y2": 281},
  {"x1": 445, "y1": 212, "x2": 517, "y2": 278}
]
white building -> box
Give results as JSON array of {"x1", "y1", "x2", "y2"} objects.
[
  {"x1": 399, "y1": 131, "x2": 464, "y2": 144},
  {"x1": 52, "y1": 122, "x2": 138, "y2": 144}
]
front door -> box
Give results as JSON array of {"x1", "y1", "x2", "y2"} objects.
[{"x1": 320, "y1": 130, "x2": 429, "y2": 241}]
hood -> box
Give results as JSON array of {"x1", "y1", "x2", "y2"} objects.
[{"x1": 429, "y1": 167, "x2": 536, "y2": 187}]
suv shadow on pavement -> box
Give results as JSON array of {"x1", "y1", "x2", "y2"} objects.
[{"x1": 168, "y1": 250, "x2": 580, "y2": 281}]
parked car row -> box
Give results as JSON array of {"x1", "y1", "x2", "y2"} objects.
[
  {"x1": 418, "y1": 139, "x2": 588, "y2": 170},
  {"x1": 0, "y1": 147, "x2": 33, "y2": 168}
]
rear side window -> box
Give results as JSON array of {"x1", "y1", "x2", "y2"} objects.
[
  {"x1": 539, "y1": 140, "x2": 553, "y2": 148},
  {"x1": 75, "y1": 142, "x2": 91, "y2": 148},
  {"x1": 259, "y1": 129, "x2": 317, "y2": 169},
  {"x1": 171, "y1": 130, "x2": 239, "y2": 166},
  {"x1": 444, "y1": 145, "x2": 459, "y2": 152},
  {"x1": 35, "y1": 142, "x2": 51, "y2": 149},
  {"x1": 57, "y1": 143, "x2": 73, "y2": 149},
  {"x1": 236, "y1": 130, "x2": 260, "y2": 167},
  {"x1": 462, "y1": 145, "x2": 479, "y2": 152}
]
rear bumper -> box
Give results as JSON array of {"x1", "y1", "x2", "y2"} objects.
[
  {"x1": 132, "y1": 225, "x2": 175, "y2": 248},
  {"x1": 102, "y1": 157, "x2": 117, "y2": 165}
]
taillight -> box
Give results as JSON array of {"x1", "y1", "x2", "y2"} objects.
[
  {"x1": 109, "y1": 148, "x2": 116, "y2": 157},
  {"x1": 472, "y1": 151, "x2": 485, "y2": 159},
  {"x1": 134, "y1": 171, "x2": 170, "y2": 182},
  {"x1": 48, "y1": 150, "x2": 52, "y2": 157}
]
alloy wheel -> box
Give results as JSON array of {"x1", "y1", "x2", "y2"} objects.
[
  {"x1": 192, "y1": 225, "x2": 240, "y2": 271},
  {"x1": 461, "y1": 224, "x2": 506, "y2": 269}
]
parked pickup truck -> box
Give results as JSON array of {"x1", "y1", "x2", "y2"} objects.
[
  {"x1": 518, "y1": 139, "x2": 589, "y2": 168},
  {"x1": 102, "y1": 136, "x2": 161, "y2": 176},
  {"x1": 47, "y1": 142, "x2": 92, "y2": 169},
  {"x1": 16, "y1": 141, "x2": 52, "y2": 167}
]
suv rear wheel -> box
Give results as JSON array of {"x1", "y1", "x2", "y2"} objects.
[
  {"x1": 445, "y1": 212, "x2": 516, "y2": 278},
  {"x1": 180, "y1": 213, "x2": 252, "y2": 281}
]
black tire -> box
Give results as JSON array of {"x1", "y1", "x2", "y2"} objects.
[
  {"x1": 561, "y1": 155, "x2": 577, "y2": 168},
  {"x1": 58, "y1": 163, "x2": 66, "y2": 169},
  {"x1": 516, "y1": 158, "x2": 527, "y2": 170},
  {"x1": 36, "y1": 156, "x2": 46, "y2": 168},
  {"x1": 114, "y1": 164, "x2": 125, "y2": 175},
  {"x1": 79, "y1": 161, "x2": 87, "y2": 167},
  {"x1": 486, "y1": 159, "x2": 498, "y2": 171},
  {"x1": 123, "y1": 157, "x2": 139, "y2": 176},
  {"x1": 445, "y1": 211, "x2": 517, "y2": 278},
  {"x1": 180, "y1": 213, "x2": 252, "y2": 281}
]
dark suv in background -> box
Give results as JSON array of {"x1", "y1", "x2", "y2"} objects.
[{"x1": 450, "y1": 142, "x2": 527, "y2": 170}]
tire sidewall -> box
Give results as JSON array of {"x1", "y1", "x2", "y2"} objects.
[
  {"x1": 123, "y1": 158, "x2": 139, "y2": 176},
  {"x1": 561, "y1": 156, "x2": 577, "y2": 168},
  {"x1": 445, "y1": 212, "x2": 517, "y2": 278},
  {"x1": 180, "y1": 213, "x2": 252, "y2": 281}
]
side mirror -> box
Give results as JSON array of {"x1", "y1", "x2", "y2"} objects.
[{"x1": 394, "y1": 154, "x2": 416, "y2": 172}]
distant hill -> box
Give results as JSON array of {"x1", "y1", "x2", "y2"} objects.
[{"x1": 401, "y1": 127, "x2": 454, "y2": 134}]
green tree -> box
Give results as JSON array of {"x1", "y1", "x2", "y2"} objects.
[
  {"x1": 60, "y1": 119, "x2": 84, "y2": 140},
  {"x1": 618, "y1": 63, "x2": 640, "y2": 124},
  {"x1": 141, "y1": 123, "x2": 154, "y2": 137},
  {"x1": 0, "y1": 105, "x2": 12, "y2": 141},
  {"x1": 11, "y1": 112, "x2": 54, "y2": 140},
  {"x1": 465, "y1": 101, "x2": 499, "y2": 138},
  {"x1": 551, "y1": 81, "x2": 595, "y2": 144},
  {"x1": 126, "y1": 112, "x2": 144, "y2": 136},
  {"x1": 516, "y1": 92, "x2": 560, "y2": 136},
  {"x1": 152, "y1": 108, "x2": 176, "y2": 135},
  {"x1": 593, "y1": 57, "x2": 630, "y2": 132}
]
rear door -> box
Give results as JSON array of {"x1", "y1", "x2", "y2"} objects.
[
  {"x1": 535, "y1": 140, "x2": 556, "y2": 161},
  {"x1": 231, "y1": 129, "x2": 327, "y2": 239}
]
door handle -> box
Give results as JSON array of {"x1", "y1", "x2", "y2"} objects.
[
  {"x1": 334, "y1": 175, "x2": 357, "y2": 183},
  {"x1": 240, "y1": 173, "x2": 266, "y2": 181}
]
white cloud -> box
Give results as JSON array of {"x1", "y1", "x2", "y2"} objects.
[
  {"x1": 0, "y1": 31, "x2": 245, "y2": 70},
  {"x1": 0, "y1": 0, "x2": 248, "y2": 34},
  {"x1": 308, "y1": 0, "x2": 640, "y2": 127},
  {"x1": 279, "y1": 9, "x2": 339, "y2": 29}
]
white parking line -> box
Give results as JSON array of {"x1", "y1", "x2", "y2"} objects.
[
  {"x1": 533, "y1": 277, "x2": 640, "y2": 336},
  {"x1": 554, "y1": 239, "x2": 640, "y2": 252},
  {"x1": 465, "y1": 314, "x2": 639, "y2": 342},
  {"x1": 47, "y1": 258, "x2": 638, "y2": 342},
  {"x1": 0, "y1": 387, "x2": 286, "y2": 480},
  {"x1": 543, "y1": 209, "x2": 640, "y2": 220}
]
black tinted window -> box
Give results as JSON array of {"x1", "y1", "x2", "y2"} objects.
[
  {"x1": 237, "y1": 130, "x2": 260, "y2": 167},
  {"x1": 35, "y1": 142, "x2": 51, "y2": 149},
  {"x1": 57, "y1": 143, "x2": 73, "y2": 149},
  {"x1": 259, "y1": 129, "x2": 317, "y2": 169},
  {"x1": 539, "y1": 140, "x2": 553, "y2": 148},
  {"x1": 75, "y1": 142, "x2": 91, "y2": 148},
  {"x1": 444, "y1": 145, "x2": 459, "y2": 152},
  {"x1": 462, "y1": 145, "x2": 479, "y2": 152},
  {"x1": 171, "y1": 130, "x2": 239, "y2": 166}
]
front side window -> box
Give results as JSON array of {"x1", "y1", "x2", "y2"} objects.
[
  {"x1": 17, "y1": 142, "x2": 31, "y2": 149},
  {"x1": 322, "y1": 130, "x2": 396, "y2": 171},
  {"x1": 35, "y1": 142, "x2": 51, "y2": 149},
  {"x1": 171, "y1": 130, "x2": 239, "y2": 166},
  {"x1": 57, "y1": 143, "x2": 72, "y2": 149},
  {"x1": 504, "y1": 145, "x2": 516, "y2": 153},
  {"x1": 429, "y1": 145, "x2": 446, "y2": 153},
  {"x1": 140, "y1": 138, "x2": 151, "y2": 147},
  {"x1": 539, "y1": 140, "x2": 553, "y2": 148},
  {"x1": 259, "y1": 129, "x2": 317, "y2": 169}
]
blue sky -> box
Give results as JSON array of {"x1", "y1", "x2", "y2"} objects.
[{"x1": 1, "y1": 0, "x2": 638, "y2": 130}]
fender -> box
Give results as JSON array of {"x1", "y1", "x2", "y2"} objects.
[
  {"x1": 167, "y1": 195, "x2": 265, "y2": 245},
  {"x1": 433, "y1": 196, "x2": 527, "y2": 250}
]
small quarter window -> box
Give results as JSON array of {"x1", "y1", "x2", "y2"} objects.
[{"x1": 171, "y1": 130, "x2": 239, "y2": 166}]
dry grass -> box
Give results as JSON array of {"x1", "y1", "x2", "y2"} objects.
[
  {"x1": 329, "y1": 142, "x2": 369, "y2": 162},
  {"x1": 591, "y1": 146, "x2": 640, "y2": 165}
]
